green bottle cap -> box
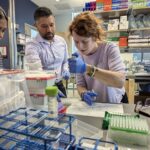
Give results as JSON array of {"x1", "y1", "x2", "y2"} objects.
[{"x1": 45, "y1": 86, "x2": 58, "y2": 96}]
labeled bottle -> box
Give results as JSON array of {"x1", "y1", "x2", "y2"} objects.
[{"x1": 45, "y1": 86, "x2": 58, "y2": 117}]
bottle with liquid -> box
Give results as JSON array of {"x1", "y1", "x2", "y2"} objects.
[{"x1": 45, "y1": 86, "x2": 58, "y2": 118}]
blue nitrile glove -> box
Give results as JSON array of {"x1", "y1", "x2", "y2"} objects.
[
  {"x1": 72, "y1": 52, "x2": 79, "y2": 57},
  {"x1": 81, "y1": 91, "x2": 98, "y2": 106},
  {"x1": 57, "y1": 91, "x2": 66, "y2": 113},
  {"x1": 57, "y1": 90, "x2": 66, "y2": 102},
  {"x1": 62, "y1": 70, "x2": 70, "y2": 80},
  {"x1": 68, "y1": 53, "x2": 86, "y2": 73}
]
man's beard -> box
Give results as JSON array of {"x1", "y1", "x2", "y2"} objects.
[{"x1": 43, "y1": 32, "x2": 54, "y2": 40}]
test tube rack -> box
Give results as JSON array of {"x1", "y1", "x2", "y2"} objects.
[
  {"x1": 105, "y1": 112, "x2": 150, "y2": 146},
  {"x1": 75, "y1": 137, "x2": 118, "y2": 150},
  {"x1": 0, "y1": 107, "x2": 76, "y2": 150}
]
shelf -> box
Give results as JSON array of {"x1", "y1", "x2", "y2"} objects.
[
  {"x1": 94, "y1": 8, "x2": 128, "y2": 18},
  {"x1": 94, "y1": 7, "x2": 150, "y2": 18},
  {"x1": 130, "y1": 27, "x2": 150, "y2": 31},
  {"x1": 107, "y1": 29, "x2": 128, "y2": 33},
  {"x1": 120, "y1": 47, "x2": 150, "y2": 53},
  {"x1": 106, "y1": 27, "x2": 150, "y2": 33}
]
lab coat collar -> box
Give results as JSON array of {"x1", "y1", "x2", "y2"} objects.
[{"x1": 36, "y1": 33, "x2": 55, "y2": 45}]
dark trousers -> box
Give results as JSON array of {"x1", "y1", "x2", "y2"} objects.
[
  {"x1": 121, "y1": 92, "x2": 128, "y2": 103},
  {"x1": 55, "y1": 80, "x2": 67, "y2": 97}
]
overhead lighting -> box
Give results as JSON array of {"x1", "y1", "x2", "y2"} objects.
[{"x1": 56, "y1": 0, "x2": 60, "y2": 2}]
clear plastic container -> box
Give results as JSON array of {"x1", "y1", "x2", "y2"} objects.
[
  {"x1": 0, "y1": 70, "x2": 30, "y2": 115},
  {"x1": 25, "y1": 70, "x2": 56, "y2": 94},
  {"x1": 69, "y1": 119, "x2": 103, "y2": 142},
  {"x1": 108, "y1": 115, "x2": 149, "y2": 146}
]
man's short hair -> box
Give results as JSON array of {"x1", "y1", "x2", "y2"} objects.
[
  {"x1": 0, "y1": 6, "x2": 8, "y2": 21},
  {"x1": 34, "y1": 7, "x2": 53, "y2": 21}
]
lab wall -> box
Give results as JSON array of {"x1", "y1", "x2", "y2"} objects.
[
  {"x1": 1, "y1": 0, "x2": 73, "y2": 68},
  {"x1": 0, "y1": 0, "x2": 38, "y2": 68},
  {"x1": 55, "y1": 12, "x2": 72, "y2": 32},
  {"x1": 55, "y1": 12, "x2": 72, "y2": 56},
  {"x1": 15, "y1": 0, "x2": 38, "y2": 33}
]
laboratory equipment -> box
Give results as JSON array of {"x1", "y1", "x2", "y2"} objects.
[
  {"x1": 0, "y1": 70, "x2": 29, "y2": 115},
  {"x1": 25, "y1": 71, "x2": 56, "y2": 109},
  {"x1": 75, "y1": 137, "x2": 118, "y2": 150},
  {"x1": 0, "y1": 107, "x2": 76, "y2": 149},
  {"x1": 71, "y1": 119, "x2": 102, "y2": 142},
  {"x1": 45, "y1": 86, "x2": 58, "y2": 118},
  {"x1": 25, "y1": 71, "x2": 56, "y2": 94},
  {"x1": 107, "y1": 112, "x2": 150, "y2": 146},
  {"x1": 102, "y1": 111, "x2": 139, "y2": 130}
]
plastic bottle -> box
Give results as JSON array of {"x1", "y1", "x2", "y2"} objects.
[{"x1": 45, "y1": 86, "x2": 58, "y2": 117}]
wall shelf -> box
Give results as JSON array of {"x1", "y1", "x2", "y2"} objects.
[
  {"x1": 94, "y1": 7, "x2": 150, "y2": 19},
  {"x1": 106, "y1": 27, "x2": 150, "y2": 33},
  {"x1": 120, "y1": 47, "x2": 150, "y2": 53}
]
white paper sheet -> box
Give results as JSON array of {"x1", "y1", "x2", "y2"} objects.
[{"x1": 66, "y1": 101, "x2": 124, "y2": 118}]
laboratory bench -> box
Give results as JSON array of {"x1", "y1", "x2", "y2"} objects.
[
  {"x1": 0, "y1": 97, "x2": 149, "y2": 149},
  {"x1": 63, "y1": 97, "x2": 150, "y2": 149}
]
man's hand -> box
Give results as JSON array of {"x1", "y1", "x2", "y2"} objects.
[
  {"x1": 81, "y1": 91, "x2": 98, "y2": 106},
  {"x1": 62, "y1": 70, "x2": 70, "y2": 80},
  {"x1": 68, "y1": 53, "x2": 86, "y2": 73}
]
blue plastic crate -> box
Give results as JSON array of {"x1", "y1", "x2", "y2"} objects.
[
  {"x1": 75, "y1": 137, "x2": 118, "y2": 150},
  {"x1": 0, "y1": 107, "x2": 76, "y2": 150}
]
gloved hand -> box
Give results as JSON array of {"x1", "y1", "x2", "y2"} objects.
[
  {"x1": 57, "y1": 91, "x2": 67, "y2": 113},
  {"x1": 57, "y1": 90, "x2": 66, "y2": 102},
  {"x1": 68, "y1": 53, "x2": 86, "y2": 73},
  {"x1": 81, "y1": 91, "x2": 98, "y2": 106},
  {"x1": 62, "y1": 70, "x2": 70, "y2": 80},
  {"x1": 72, "y1": 52, "x2": 79, "y2": 57}
]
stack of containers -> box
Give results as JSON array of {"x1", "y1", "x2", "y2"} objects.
[
  {"x1": 131, "y1": 0, "x2": 147, "y2": 8},
  {"x1": 112, "y1": 0, "x2": 128, "y2": 10},
  {"x1": 83, "y1": 1, "x2": 96, "y2": 11},
  {"x1": 119, "y1": 32, "x2": 128, "y2": 47},
  {"x1": 96, "y1": 0, "x2": 104, "y2": 10},
  {"x1": 25, "y1": 71, "x2": 56, "y2": 109},
  {"x1": 108, "y1": 19, "x2": 119, "y2": 31},
  {"x1": 112, "y1": 0, "x2": 121, "y2": 10},
  {"x1": 0, "y1": 70, "x2": 26, "y2": 115},
  {"x1": 128, "y1": 35, "x2": 149, "y2": 47},
  {"x1": 103, "y1": 0, "x2": 112, "y2": 11},
  {"x1": 119, "y1": 15, "x2": 128, "y2": 30},
  {"x1": 120, "y1": 0, "x2": 128, "y2": 9}
]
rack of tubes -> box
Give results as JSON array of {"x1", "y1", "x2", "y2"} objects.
[{"x1": 0, "y1": 107, "x2": 76, "y2": 150}]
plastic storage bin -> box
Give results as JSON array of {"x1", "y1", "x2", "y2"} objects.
[
  {"x1": 25, "y1": 71, "x2": 56, "y2": 94},
  {"x1": 0, "y1": 70, "x2": 29, "y2": 115},
  {"x1": 25, "y1": 71, "x2": 56, "y2": 109},
  {"x1": 70, "y1": 119, "x2": 102, "y2": 142},
  {"x1": 108, "y1": 114, "x2": 150, "y2": 146},
  {"x1": 29, "y1": 93, "x2": 48, "y2": 109}
]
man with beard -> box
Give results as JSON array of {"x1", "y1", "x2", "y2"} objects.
[{"x1": 25, "y1": 7, "x2": 70, "y2": 96}]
